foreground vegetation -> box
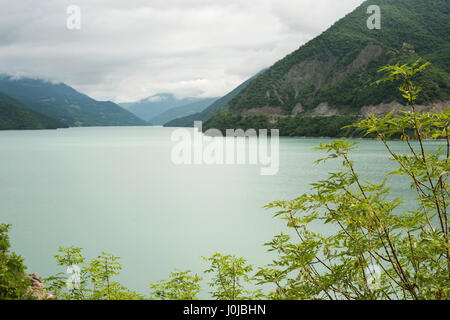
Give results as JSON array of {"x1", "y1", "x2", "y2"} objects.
[{"x1": 0, "y1": 61, "x2": 448, "y2": 300}]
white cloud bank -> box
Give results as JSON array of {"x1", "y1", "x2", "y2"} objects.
[{"x1": 0, "y1": 0, "x2": 365, "y2": 102}]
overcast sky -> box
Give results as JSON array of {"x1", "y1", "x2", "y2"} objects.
[{"x1": 0, "y1": 0, "x2": 365, "y2": 102}]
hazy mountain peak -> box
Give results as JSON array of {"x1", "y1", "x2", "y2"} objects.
[{"x1": 144, "y1": 93, "x2": 175, "y2": 103}]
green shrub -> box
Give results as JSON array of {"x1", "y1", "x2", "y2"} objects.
[{"x1": 0, "y1": 224, "x2": 33, "y2": 300}]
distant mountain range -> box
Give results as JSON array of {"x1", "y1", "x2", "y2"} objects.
[
  {"x1": 0, "y1": 76, "x2": 146, "y2": 128},
  {"x1": 164, "y1": 74, "x2": 260, "y2": 127},
  {"x1": 124, "y1": 93, "x2": 217, "y2": 124},
  {"x1": 202, "y1": 0, "x2": 450, "y2": 137},
  {"x1": 149, "y1": 97, "x2": 218, "y2": 125},
  {"x1": 0, "y1": 75, "x2": 220, "y2": 130}
]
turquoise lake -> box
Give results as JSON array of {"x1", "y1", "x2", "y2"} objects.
[{"x1": 0, "y1": 126, "x2": 442, "y2": 297}]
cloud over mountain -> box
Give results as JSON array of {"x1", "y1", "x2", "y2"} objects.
[{"x1": 0, "y1": 0, "x2": 364, "y2": 102}]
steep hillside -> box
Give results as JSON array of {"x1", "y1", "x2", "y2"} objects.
[
  {"x1": 0, "y1": 91, "x2": 66, "y2": 130},
  {"x1": 149, "y1": 97, "x2": 218, "y2": 125},
  {"x1": 0, "y1": 76, "x2": 147, "y2": 127},
  {"x1": 205, "y1": 0, "x2": 450, "y2": 136}
]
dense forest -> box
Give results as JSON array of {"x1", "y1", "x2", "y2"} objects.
[{"x1": 203, "y1": 109, "x2": 361, "y2": 137}]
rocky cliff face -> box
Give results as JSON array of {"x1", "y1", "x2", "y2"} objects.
[
  {"x1": 303, "y1": 100, "x2": 450, "y2": 118},
  {"x1": 360, "y1": 100, "x2": 450, "y2": 117}
]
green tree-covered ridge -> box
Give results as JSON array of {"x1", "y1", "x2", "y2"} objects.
[
  {"x1": 204, "y1": 0, "x2": 450, "y2": 137},
  {"x1": 0, "y1": 91, "x2": 66, "y2": 130}
]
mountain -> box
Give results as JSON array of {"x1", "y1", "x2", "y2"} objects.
[
  {"x1": 0, "y1": 76, "x2": 147, "y2": 127},
  {"x1": 204, "y1": 0, "x2": 450, "y2": 136},
  {"x1": 117, "y1": 102, "x2": 136, "y2": 110},
  {"x1": 126, "y1": 93, "x2": 207, "y2": 122},
  {"x1": 0, "y1": 91, "x2": 66, "y2": 130},
  {"x1": 149, "y1": 97, "x2": 218, "y2": 125},
  {"x1": 164, "y1": 74, "x2": 259, "y2": 127}
]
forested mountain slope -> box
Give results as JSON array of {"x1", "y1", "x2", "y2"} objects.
[
  {"x1": 0, "y1": 91, "x2": 66, "y2": 130},
  {"x1": 205, "y1": 0, "x2": 450, "y2": 136}
]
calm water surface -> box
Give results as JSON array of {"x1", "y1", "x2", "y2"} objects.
[{"x1": 0, "y1": 126, "x2": 441, "y2": 296}]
